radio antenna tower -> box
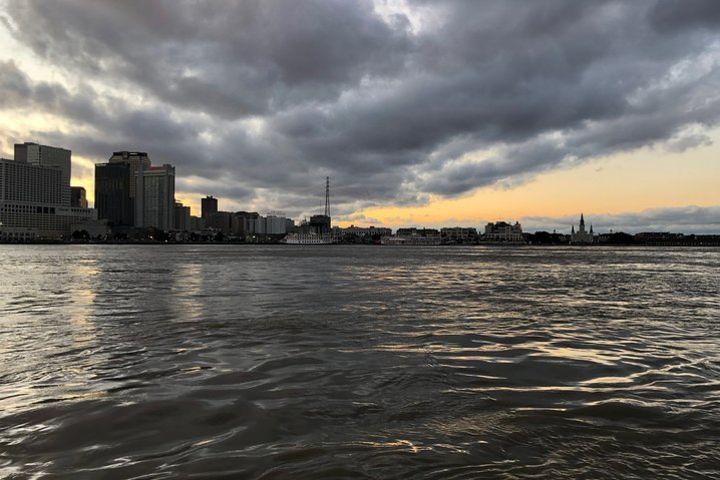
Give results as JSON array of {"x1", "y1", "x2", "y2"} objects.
[{"x1": 324, "y1": 176, "x2": 330, "y2": 217}]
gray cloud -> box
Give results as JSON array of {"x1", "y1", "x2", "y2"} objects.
[
  {"x1": 648, "y1": 0, "x2": 720, "y2": 32},
  {"x1": 3, "y1": 0, "x2": 411, "y2": 117},
  {"x1": 1, "y1": 1, "x2": 719, "y2": 220},
  {"x1": 522, "y1": 205, "x2": 720, "y2": 234}
]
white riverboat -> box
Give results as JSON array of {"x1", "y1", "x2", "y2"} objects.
[{"x1": 281, "y1": 232, "x2": 335, "y2": 245}]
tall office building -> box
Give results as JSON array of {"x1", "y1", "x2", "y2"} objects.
[
  {"x1": 1, "y1": 158, "x2": 62, "y2": 204},
  {"x1": 14, "y1": 142, "x2": 72, "y2": 207},
  {"x1": 95, "y1": 162, "x2": 134, "y2": 227},
  {"x1": 1, "y1": 155, "x2": 96, "y2": 240},
  {"x1": 201, "y1": 195, "x2": 218, "y2": 219},
  {"x1": 135, "y1": 164, "x2": 175, "y2": 231},
  {"x1": 109, "y1": 151, "x2": 150, "y2": 207},
  {"x1": 174, "y1": 202, "x2": 191, "y2": 231},
  {"x1": 71, "y1": 186, "x2": 88, "y2": 208}
]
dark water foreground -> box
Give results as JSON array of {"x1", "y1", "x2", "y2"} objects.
[{"x1": 0, "y1": 245, "x2": 718, "y2": 479}]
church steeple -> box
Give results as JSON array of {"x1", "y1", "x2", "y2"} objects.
[{"x1": 580, "y1": 213, "x2": 585, "y2": 228}]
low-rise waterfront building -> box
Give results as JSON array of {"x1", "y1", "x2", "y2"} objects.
[
  {"x1": 383, "y1": 227, "x2": 441, "y2": 246},
  {"x1": 265, "y1": 215, "x2": 290, "y2": 235},
  {"x1": 482, "y1": 221, "x2": 525, "y2": 243},
  {"x1": 396, "y1": 227, "x2": 440, "y2": 238},
  {"x1": 206, "y1": 211, "x2": 234, "y2": 234},
  {"x1": 346, "y1": 225, "x2": 392, "y2": 237},
  {"x1": 331, "y1": 225, "x2": 392, "y2": 244},
  {"x1": 232, "y1": 211, "x2": 260, "y2": 237},
  {"x1": 334, "y1": 225, "x2": 392, "y2": 238},
  {"x1": 441, "y1": 227, "x2": 478, "y2": 243}
]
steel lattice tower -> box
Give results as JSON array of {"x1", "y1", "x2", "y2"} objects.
[{"x1": 324, "y1": 176, "x2": 330, "y2": 217}]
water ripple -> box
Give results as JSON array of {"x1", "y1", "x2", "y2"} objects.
[{"x1": 0, "y1": 245, "x2": 718, "y2": 479}]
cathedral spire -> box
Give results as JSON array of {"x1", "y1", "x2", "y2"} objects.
[{"x1": 580, "y1": 213, "x2": 585, "y2": 227}]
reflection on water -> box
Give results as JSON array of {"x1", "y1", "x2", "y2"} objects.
[{"x1": 0, "y1": 245, "x2": 719, "y2": 479}]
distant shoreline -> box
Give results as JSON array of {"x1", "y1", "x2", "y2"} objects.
[{"x1": 1, "y1": 241, "x2": 718, "y2": 247}]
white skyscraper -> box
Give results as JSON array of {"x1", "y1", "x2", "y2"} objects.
[
  {"x1": 14, "y1": 142, "x2": 72, "y2": 207},
  {"x1": 135, "y1": 164, "x2": 176, "y2": 231},
  {"x1": 0, "y1": 156, "x2": 96, "y2": 240}
]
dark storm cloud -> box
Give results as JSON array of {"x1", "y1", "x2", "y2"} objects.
[
  {"x1": 1, "y1": 0, "x2": 719, "y2": 218},
  {"x1": 3, "y1": 0, "x2": 410, "y2": 117},
  {"x1": 0, "y1": 60, "x2": 31, "y2": 105},
  {"x1": 648, "y1": 0, "x2": 720, "y2": 32}
]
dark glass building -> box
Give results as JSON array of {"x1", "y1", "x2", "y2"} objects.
[
  {"x1": 201, "y1": 195, "x2": 218, "y2": 219},
  {"x1": 95, "y1": 162, "x2": 133, "y2": 227},
  {"x1": 70, "y1": 186, "x2": 88, "y2": 208}
]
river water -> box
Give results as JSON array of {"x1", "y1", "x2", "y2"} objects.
[{"x1": 0, "y1": 245, "x2": 718, "y2": 479}]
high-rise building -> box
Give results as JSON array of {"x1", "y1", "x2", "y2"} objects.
[
  {"x1": 135, "y1": 164, "x2": 175, "y2": 231},
  {"x1": 71, "y1": 186, "x2": 88, "y2": 208},
  {"x1": 95, "y1": 162, "x2": 134, "y2": 227},
  {"x1": 1, "y1": 156, "x2": 96, "y2": 240},
  {"x1": 14, "y1": 142, "x2": 72, "y2": 207},
  {"x1": 201, "y1": 195, "x2": 218, "y2": 219},
  {"x1": 174, "y1": 202, "x2": 191, "y2": 231},
  {"x1": 1, "y1": 158, "x2": 62, "y2": 204},
  {"x1": 109, "y1": 151, "x2": 150, "y2": 206}
]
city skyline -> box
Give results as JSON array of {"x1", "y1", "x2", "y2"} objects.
[
  {"x1": 4, "y1": 139, "x2": 719, "y2": 236},
  {"x1": 2, "y1": 4, "x2": 718, "y2": 478},
  {"x1": 1, "y1": 1, "x2": 719, "y2": 232}
]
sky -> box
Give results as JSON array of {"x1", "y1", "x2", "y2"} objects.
[{"x1": 0, "y1": 0, "x2": 718, "y2": 233}]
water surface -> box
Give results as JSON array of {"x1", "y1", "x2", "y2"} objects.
[{"x1": 1, "y1": 245, "x2": 719, "y2": 479}]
